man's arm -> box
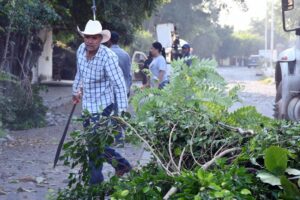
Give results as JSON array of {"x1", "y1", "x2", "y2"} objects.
[
  {"x1": 72, "y1": 57, "x2": 82, "y2": 104},
  {"x1": 105, "y1": 54, "x2": 128, "y2": 114}
]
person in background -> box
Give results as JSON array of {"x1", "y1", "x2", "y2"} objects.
[
  {"x1": 73, "y1": 20, "x2": 131, "y2": 184},
  {"x1": 181, "y1": 43, "x2": 192, "y2": 66},
  {"x1": 149, "y1": 42, "x2": 169, "y2": 89},
  {"x1": 106, "y1": 32, "x2": 132, "y2": 145},
  {"x1": 107, "y1": 31, "x2": 132, "y2": 97},
  {"x1": 141, "y1": 51, "x2": 152, "y2": 88}
]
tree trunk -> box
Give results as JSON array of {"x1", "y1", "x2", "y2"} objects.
[
  {"x1": 1, "y1": 20, "x2": 13, "y2": 70},
  {"x1": 21, "y1": 36, "x2": 31, "y2": 78}
]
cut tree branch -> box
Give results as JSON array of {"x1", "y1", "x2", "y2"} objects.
[
  {"x1": 178, "y1": 147, "x2": 186, "y2": 171},
  {"x1": 113, "y1": 116, "x2": 174, "y2": 176},
  {"x1": 218, "y1": 122, "x2": 255, "y2": 136},
  {"x1": 163, "y1": 186, "x2": 177, "y2": 200},
  {"x1": 202, "y1": 147, "x2": 241, "y2": 170},
  {"x1": 168, "y1": 123, "x2": 179, "y2": 172},
  {"x1": 189, "y1": 126, "x2": 202, "y2": 167}
]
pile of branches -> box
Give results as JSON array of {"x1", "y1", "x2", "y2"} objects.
[
  {"x1": 118, "y1": 58, "x2": 300, "y2": 199},
  {"x1": 56, "y1": 59, "x2": 300, "y2": 200}
]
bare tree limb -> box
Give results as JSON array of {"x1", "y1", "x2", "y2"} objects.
[
  {"x1": 1, "y1": 19, "x2": 13, "y2": 70},
  {"x1": 163, "y1": 147, "x2": 241, "y2": 200},
  {"x1": 189, "y1": 126, "x2": 202, "y2": 167},
  {"x1": 113, "y1": 116, "x2": 174, "y2": 176},
  {"x1": 218, "y1": 122, "x2": 255, "y2": 136},
  {"x1": 168, "y1": 123, "x2": 179, "y2": 172},
  {"x1": 214, "y1": 143, "x2": 228, "y2": 157},
  {"x1": 178, "y1": 147, "x2": 186, "y2": 171},
  {"x1": 202, "y1": 147, "x2": 241, "y2": 170},
  {"x1": 20, "y1": 35, "x2": 32, "y2": 79}
]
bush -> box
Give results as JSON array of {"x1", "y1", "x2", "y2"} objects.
[
  {"x1": 0, "y1": 121, "x2": 5, "y2": 138},
  {"x1": 0, "y1": 81, "x2": 47, "y2": 130}
]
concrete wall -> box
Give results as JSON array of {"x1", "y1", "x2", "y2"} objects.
[{"x1": 37, "y1": 29, "x2": 53, "y2": 82}]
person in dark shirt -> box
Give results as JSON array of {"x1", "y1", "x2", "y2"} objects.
[
  {"x1": 141, "y1": 52, "x2": 152, "y2": 88},
  {"x1": 182, "y1": 43, "x2": 192, "y2": 66}
]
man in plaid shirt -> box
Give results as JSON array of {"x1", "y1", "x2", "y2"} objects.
[{"x1": 72, "y1": 20, "x2": 131, "y2": 184}]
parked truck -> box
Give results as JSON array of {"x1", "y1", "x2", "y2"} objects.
[{"x1": 274, "y1": 0, "x2": 300, "y2": 120}]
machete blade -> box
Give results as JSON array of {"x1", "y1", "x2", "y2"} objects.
[{"x1": 53, "y1": 103, "x2": 77, "y2": 168}]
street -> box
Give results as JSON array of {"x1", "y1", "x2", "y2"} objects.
[
  {"x1": 217, "y1": 66, "x2": 275, "y2": 118},
  {"x1": 0, "y1": 66, "x2": 276, "y2": 200}
]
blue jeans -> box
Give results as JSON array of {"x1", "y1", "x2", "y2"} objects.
[
  {"x1": 83, "y1": 104, "x2": 131, "y2": 184},
  {"x1": 158, "y1": 80, "x2": 169, "y2": 89}
]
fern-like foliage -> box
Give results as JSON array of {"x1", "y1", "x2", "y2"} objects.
[
  {"x1": 131, "y1": 58, "x2": 239, "y2": 122},
  {"x1": 224, "y1": 106, "x2": 274, "y2": 132}
]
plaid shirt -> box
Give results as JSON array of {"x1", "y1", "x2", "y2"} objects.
[{"x1": 72, "y1": 43, "x2": 128, "y2": 114}]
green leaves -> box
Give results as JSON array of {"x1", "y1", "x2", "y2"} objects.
[
  {"x1": 240, "y1": 189, "x2": 252, "y2": 195},
  {"x1": 257, "y1": 146, "x2": 288, "y2": 186},
  {"x1": 257, "y1": 146, "x2": 300, "y2": 198},
  {"x1": 1, "y1": 0, "x2": 58, "y2": 34},
  {"x1": 120, "y1": 190, "x2": 129, "y2": 197},
  {"x1": 57, "y1": 114, "x2": 123, "y2": 199},
  {"x1": 264, "y1": 146, "x2": 288, "y2": 176},
  {"x1": 256, "y1": 172, "x2": 281, "y2": 186},
  {"x1": 280, "y1": 176, "x2": 300, "y2": 200}
]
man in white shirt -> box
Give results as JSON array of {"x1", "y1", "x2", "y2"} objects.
[{"x1": 73, "y1": 20, "x2": 131, "y2": 184}]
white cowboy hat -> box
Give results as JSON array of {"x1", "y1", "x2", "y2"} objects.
[{"x1": 77, "y1": 20, "x2": 111, "y2": 43}]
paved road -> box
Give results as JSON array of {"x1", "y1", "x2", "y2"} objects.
[
  {"x1": 0, "y1": 66, "x2": 275, "y2": 200},
  {"x1": 217, "y1": 66, "x2": 275, "y2": 118}
]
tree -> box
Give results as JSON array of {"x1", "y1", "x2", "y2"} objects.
[
  {"x1": 249, "y1": 0, "x2": 300, "y2": 50},
  {"x1": 49, "y1": 0, "x2": 167, "y2": 45},
  {"x1": 145, "y1": 0, "x2": 246, "y2": 58},
  {"x1": 0, "y1": 0, "x2": 58, "y2": 77},
  {"x1": 233, "y1": 32, "x2": 264, "y2": 57},
  {"x1": 0, "y1": 0, "x2": 56, "y2": 129},
  {"x1": 215, "y1": 26, "x2": 239, "y2": 61}
]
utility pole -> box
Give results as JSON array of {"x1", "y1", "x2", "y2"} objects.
[
  {"x1": 264, "y1": 0, "x2": 268, "y2": 68},
  {"x1": 270, "y1": 0, "x2": 275, "y2": 68}
]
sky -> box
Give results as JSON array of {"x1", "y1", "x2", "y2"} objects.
[{"x1": 219, "y1": 0, "x2": 269, "y2": 31}]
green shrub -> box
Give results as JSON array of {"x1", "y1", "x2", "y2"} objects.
[
  {"x1": 0, "y1": 82, "x2": 47, "y2": 130},
  {"x1": 0, "y1": 121, "x2": 5, "y2": 138}
]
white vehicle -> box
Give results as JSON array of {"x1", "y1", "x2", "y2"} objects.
[
  {"x1": 274, "y1": 0, "x2": 300, "y2": 120},
  {"x1": 156, "y1": 23, "x2": 189, "y2": 63}
]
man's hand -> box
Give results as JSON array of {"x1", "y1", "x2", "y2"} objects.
[
  {"x1": 72, "y1": 88, "x2": 82, "y2": 104},
  {"x1": 72, "y1": 91, "x2": 82, "y2": 104}
]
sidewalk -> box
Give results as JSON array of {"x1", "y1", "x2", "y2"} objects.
[{"x1": 40, "y1": 85, "x2": 73, "y2": 109}]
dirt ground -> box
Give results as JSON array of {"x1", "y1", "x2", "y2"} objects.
[
  {"x1": 0, "y1": 96, "x2": 146, "y2": 200},
  {"x1": 0, "y1": 66, "x2": 275, "y2": 200}
]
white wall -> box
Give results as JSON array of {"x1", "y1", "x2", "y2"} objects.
[{"x1": 37, "y1": 29, "x2": 53, "y2": 82}]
